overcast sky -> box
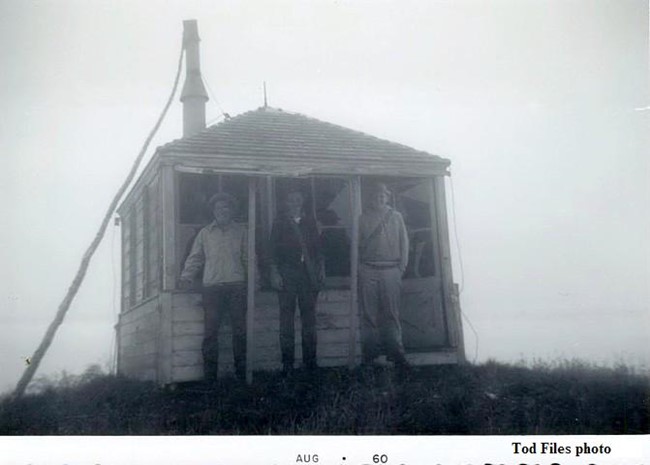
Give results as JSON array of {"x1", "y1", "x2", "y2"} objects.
[{"x1": 0, "y1": 0, "x2": 648, "y2": 394}]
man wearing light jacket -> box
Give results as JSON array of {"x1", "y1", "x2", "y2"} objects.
[
  {"x1": 180, "y1": 192, "x2": 248, "y2": 382},
  {"x1": 358, "y1": 182, "x2": 410, "y2": 371}
]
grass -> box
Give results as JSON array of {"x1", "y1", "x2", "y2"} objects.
[{"x1": 0, "y1": 360, "x2": 648, "y2": 435}]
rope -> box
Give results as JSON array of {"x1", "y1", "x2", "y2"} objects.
[
  {"x1": 203, "y1": 75, "x2": 230, "y2": 120},
  {"x1": 12, "y1": 43, "x2": 186, "y2": 399},
  {"x1": 448, "y1": 176, "x2": 479, "y2": 364},
  {"x1": 449, "y1": 176, "x2": 465, "y2": 294}
]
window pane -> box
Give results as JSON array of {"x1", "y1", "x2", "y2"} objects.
[
  {"x1": 396, "y1": 180, "x2": 435, "y2": 278},
  {"x1": 314, "y1": 178, "x2": 351, "y2": 278},
  {"x1": 178, "y1": 173, "x2": 219, "y2": 225}
]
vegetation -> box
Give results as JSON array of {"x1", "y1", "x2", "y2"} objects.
[{"x1": 1, "y1": 360, "x2": 648, "y2": 435}]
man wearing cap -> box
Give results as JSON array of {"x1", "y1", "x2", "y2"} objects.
[
  {"x1": 179, "y1": 192, "x2": 249, "y2": 381},
  {"x1": 358, "y1": 182, "x2": 410, "y2": 370}
]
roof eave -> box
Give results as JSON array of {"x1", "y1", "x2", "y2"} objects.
[
  {"x1": 159, "y1": 151, "x2": 450, "y2": 177},
  {"x1": 116, "y1": 151, "x2": 163, "y2": 217}
]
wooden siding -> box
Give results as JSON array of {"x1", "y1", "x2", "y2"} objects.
[
  {"x1": 116, "y1": 297, "x2": 161, "y2": 382},
  {"x1": 168, "y1": 290, "x2": 362, "y2": 382},
  {"x1": 118, "y1": 284, "x2": 457, "y2": 384}
]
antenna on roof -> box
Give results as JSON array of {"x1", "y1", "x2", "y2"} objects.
[{"x1": 263, "y1": 81, "x2": 268, "y2": 108}]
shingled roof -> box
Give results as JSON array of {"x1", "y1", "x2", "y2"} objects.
[{"x1": 157, "y1": 107, "x2": 450, "y2": 177}]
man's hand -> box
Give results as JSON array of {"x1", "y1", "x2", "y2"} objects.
[{"x1": 178, "y1": 278, "x2": 194, "y2": 290}]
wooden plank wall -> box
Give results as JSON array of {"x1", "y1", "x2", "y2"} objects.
[
  {"x1": 169, "y1": 290, "x2": 362, "y2": 382},
  {"x1": 117, "y1": 297, "x2": 161, "y2": 382}
]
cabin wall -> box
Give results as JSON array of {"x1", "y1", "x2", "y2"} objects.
[
  {"x1": 116, "y1": 284, "x2": 459, "y2": 385},
  {"x1": 117, "y1": 169, "x2": 464, "y2": 383},
  {"x1": 121, "y1": 174, "x2": 162, "y2": 312},
  {"x1": 116, "y1": 297, "x2": 161, "y2": 382},
  {"x1": 166, "y1": 289, "x2": 360, "y2": 383},
  {"x1": 116, "y1": 172, "x2": 165, "y2": 382}
]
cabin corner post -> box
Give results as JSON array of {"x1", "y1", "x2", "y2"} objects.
[
  {"x1": 452, "y1": 283, "x2": 466, "y2": 362},
  {"x1": 245, "y1": 177, "x2": 257, "y2": 384},
  {"x1": 347, "y1": 175, "x2": 362, "y2": 368},
  {"x1": 157, "y1": 292, "x2": 174, "y2": 384},
  {"x1": 161, "y1": 164, "x2": 177, "y2": 291},
  {"x1": 432, "y1": 175, "x2": 464, "y2": 352},
  {"x1": 116, "y1": 212, "x2": 126, "y2": 375},
  {"x1": 113, "y1": 322, "x2": 121, "y2": 375}
]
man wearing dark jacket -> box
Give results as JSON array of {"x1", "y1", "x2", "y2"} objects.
[{"x1": 271, "y1": 190, "x2": 324, "y2": 374}]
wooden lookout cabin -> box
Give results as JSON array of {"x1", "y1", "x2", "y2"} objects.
[{"x1": 115, "y1": 20, "x2": 464, "y2": 384}]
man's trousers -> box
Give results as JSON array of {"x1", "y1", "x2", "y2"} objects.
[
  {"x1": 358, "y1": 264, "x2": 407, "y2": 364},
  {"x1": 277, "y1": 271, "x2": 318, "y2": 370},
  {"x1": 202, "y1": 283, "x2": 247, "y2": 380}
]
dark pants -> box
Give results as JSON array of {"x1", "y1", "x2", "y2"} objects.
[
  {"x1": 202, "y1": 283, "x2": 247, "y2": 380},
  {"x1": 358, "y1": 264, "x2": 407, "y2": 364},
  {"x1": 278, "y1": 269, "x2": 318, "y2": 369}
]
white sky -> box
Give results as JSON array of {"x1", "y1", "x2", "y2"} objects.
[{"x1": 0, "y1": 0, "x2": 648, "y2": 394}]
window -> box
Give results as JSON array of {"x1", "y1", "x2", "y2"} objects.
[
  {"x1": 122, "y1": 199, "x2": 145, "y2": 307},
  {"x1": 314, "y1": 178, "x2": 351, "y2": 279},
  {"x1": 122, "y1": 209, "x2": 133, "y2": 309},
  {"x1": 121, "y1": 177, "x2": 162, "y2": 310},
  {"x1": 178, "y1": 173, "x2": 220, "y2": 225},
  {"x1": 172, "y1": 174, "x2": 436, "y2": 291},
  {"x1": 144, "y1": 179, "x2": 161, "y2": 297}
]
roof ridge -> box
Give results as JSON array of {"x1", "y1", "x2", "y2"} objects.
[
  {"x1": 280, "y1": 109, "x2": 433, "y2": 156},
  {"x1": 245, "y1": 106, "x2": 437, "y2": 157}
]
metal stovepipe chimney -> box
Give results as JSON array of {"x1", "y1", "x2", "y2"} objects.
[{"x1": 180, "y1": 19, "x2": 209, "y2": 137}]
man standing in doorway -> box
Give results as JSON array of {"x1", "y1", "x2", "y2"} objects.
[
  {"x1": 358, "y1": 182, "x2": 410, "y2": 370},
  {"x1": 271, "y1": 189, "x2": 324, "y2": 376},
  {"x1": 180, "y1": 193, "x2": 249, "y2": 382}
]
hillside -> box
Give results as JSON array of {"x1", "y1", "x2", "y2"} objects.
[{"x1": 1, "y1": 360, "x2": 648, "y2": 434}]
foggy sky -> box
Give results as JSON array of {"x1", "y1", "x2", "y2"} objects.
[{"x1": 1, "y1": 0, "x2": 648, "y2": 393}]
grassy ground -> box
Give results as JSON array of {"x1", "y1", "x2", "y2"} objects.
[{"x1": 1, "y1": 360, "x2": 648, "y2": 435}]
